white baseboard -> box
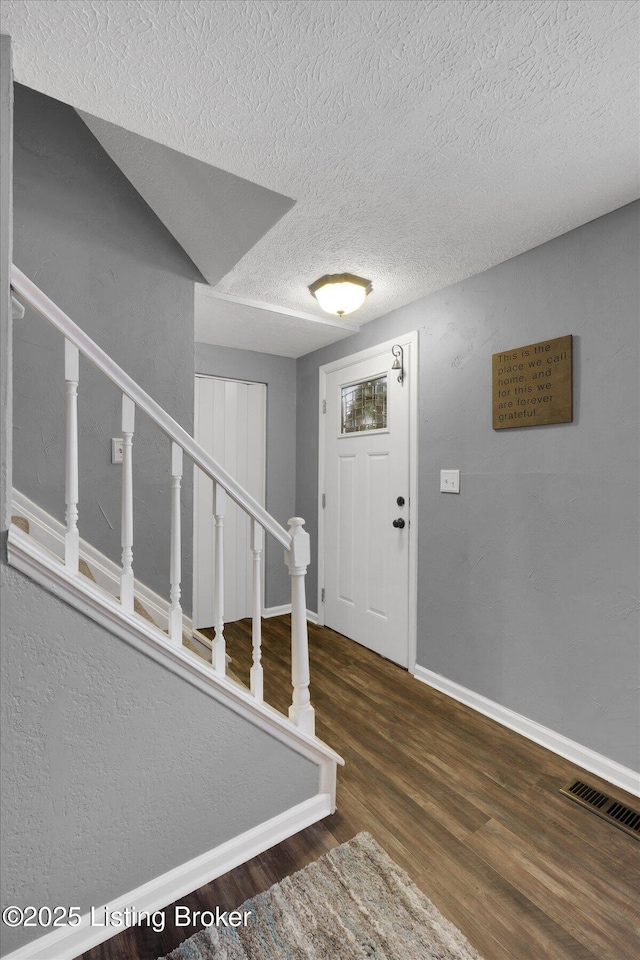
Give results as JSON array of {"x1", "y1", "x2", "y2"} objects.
[
  {"x1": 414, "y1": 665, "x2": 640, "y2": 798},
  {"x1": 1, "y1": 794, "x2": 333, "y2": 960},
  {"x1": 263, "y1": 603, "x2": 291, "y2": 618},
  {"x1": 263, "y1": 604, "x2": 318, "y2": 624}
]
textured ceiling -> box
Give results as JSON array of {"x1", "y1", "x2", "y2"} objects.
[
  {"x1": 2, "y1": 0, "x2": 639, "y2": 349},
  {"x1": 195, "y1": 287, "x2": 356, "y2": 358}
]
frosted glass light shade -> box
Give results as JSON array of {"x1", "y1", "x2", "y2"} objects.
[{"x1": 309, "y1": 273, "x2": 372, "y2": 317}]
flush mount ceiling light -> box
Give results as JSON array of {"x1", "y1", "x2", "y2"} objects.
[{"x1": 308, "y1": 273, "x2": 372, "y2": 317}]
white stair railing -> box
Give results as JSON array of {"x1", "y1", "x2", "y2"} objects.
[
  {"x1": 11, "y1": 264, "x2": 315, "y2": 738},
  {"x1": 120, "y1": 395, "x2": 135, "y2": 612},
  {"x1": 250, "y1": 519, "x2": 264, "y2": 703},
  {"x1": 64, "y1": 340, "x2": 80, "y2": 574},
  {"x1": 168, "y1": 441, "x2": 184, "y2": 645},
  {"x1": 212, "y1": 483, "x2": 227, "y2": 675},
  {"x1": 286, "y1": 518, "x2": 314, "y2": 736}
]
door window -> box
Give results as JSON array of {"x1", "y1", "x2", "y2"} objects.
[{"x1": 340, "y1": 375, "x2": 387, "y2": 434}]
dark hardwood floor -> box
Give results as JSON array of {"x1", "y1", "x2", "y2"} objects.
[{"x1": 80, "y1": 616, "x2": 639, "y2": 960}]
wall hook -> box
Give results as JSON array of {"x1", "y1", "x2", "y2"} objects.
[{"x1": 391, "y1": 344, "x2": 404, "y2": 383}]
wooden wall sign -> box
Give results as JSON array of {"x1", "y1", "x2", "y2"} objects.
[{"x1": 492, "y1": 335, "x2": 573, "y2": 429}]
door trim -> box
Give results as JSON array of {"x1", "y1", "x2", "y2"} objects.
[{"x1": 317, "y1": 331, "x2": 419, "y2": 672}]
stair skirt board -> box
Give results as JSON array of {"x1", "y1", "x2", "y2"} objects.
[
  {"x1": 12, "y1": 490, "x2": 180, "y2": 633},
  {"x1": 7, "y1": 524, "x2": 342, "y2": 777},
  {"x1": 414, "y1": 665, "x2": 640, "y2": 799},
  {"x1": 1, "y1": 793, "x2": 332, "y2": 960},
  {"x1": 13, "y1": 491, "x2": 319, "y2": 628}
]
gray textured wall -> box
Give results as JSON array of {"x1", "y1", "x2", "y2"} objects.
[
  {"x1": 0, "y1": 563, "x2": 317, "y2": 956},
  {"x1": 12, "y1": 83, "x2": 202, "y2": 612},
  {"x1": 297, "y1": 202, "x2": 640, "y2": 771},
  {"x1": 195, "y1": 343, "x2": 297, "y2": 609},
  {"x1": 0, "y1": 36, "x2": 12, "y2": 537}
]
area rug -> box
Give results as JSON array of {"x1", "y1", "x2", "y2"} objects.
[{"x1": 158, "y1": 832, "x2": 483, "y2": 959}]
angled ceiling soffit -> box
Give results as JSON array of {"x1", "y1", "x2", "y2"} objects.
[{"x1": 78, "y1": 110, "x2": 295, "y2": 287}]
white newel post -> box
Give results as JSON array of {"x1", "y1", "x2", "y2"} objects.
[
  {"x1": 169, "y1": 441, "x2": 183, "y2": 645},
  {"x1": 64, "y1": 340, "x2": 80, "y2": 572},
  {"x1": 250, "y1": 519, "x2": 264, "y2": 702},
  {"x1": 286, "y1": 517, "x2": 315, "y2": 736},
  {"x1": 212, "y1": 483, "x2": 226, "y2": 674},
  {"x1": 120, "y1": 394, "x2": 135, "y2": 612}
]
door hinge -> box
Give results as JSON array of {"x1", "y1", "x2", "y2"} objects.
[
  {"x1": 321, "y1": 588, "x2": 325, "y2": 603},
  {"x1": 322, "y1": 493, "x2": 326, "y2": 509},
  {"x1": 322, "y1": 399, "x2": 326, "y2": 414}
]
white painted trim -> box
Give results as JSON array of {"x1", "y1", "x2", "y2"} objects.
[
  {"x1": 317, "y1": 380, "x2": 326, "y2": 627},
  {"x1": 317, "y1": 331, "x2": 419, "y2": 671},
  {"x1": 195, "y1": 283, "x2": 360, "y2": 332},
  {"x1": 11, "y1": 265, "x2": 291, "y2": 549},
  {"x1": 263, "y1": 603, "x2": 292, "y2": 618},
  {"x1": 12, "y1": 490, "x2": 181, "y2": 633},
  {"x1": 7, "y1": 523, "x2": 343, "y2": 771},
  {"x1": 1, "y1": 793, "x2": 333, "y2": 960},
  {"x1": 11, "y1": 293, "x2": 25, "y2": 319},
  {"x1": 12, "y1": 491, "x2": 222, "y2": 664},
  {"x1": 13, "y1": 492, "x2": 320, "y2": 672},
  {"x1": 318, "y1": 332, "x2": 417, "y2": 376},
  {"x1": 263, "y1": 604, "x2": 318, "y2": 624},
  {"x1": 414, "y1": 665, "x2": 640, "y2": 799},
  {"x1": 406, "y1": 335, "x2": 419, "y2": 674}
]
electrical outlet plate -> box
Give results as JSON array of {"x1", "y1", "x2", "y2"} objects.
[
  {"x1": 440, "y1": 469, "x2": 460, "y2": 493},
  {"x1": 111, "y1": 438, "x2": 124, "y2": 464}
]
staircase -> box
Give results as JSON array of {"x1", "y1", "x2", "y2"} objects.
[{"x1": 7, "y1": 264, "x2": 342, "y2": 885}]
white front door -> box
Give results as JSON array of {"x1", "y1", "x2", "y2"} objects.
[
  {"x1": 194, "y1": 376, "x2": 266, "y2": 629},
  {"x1": 320, "y1": 334, "x2": 417, "y2": 668}
]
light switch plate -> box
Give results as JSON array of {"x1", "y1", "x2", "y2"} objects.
[
  {"x1": 440, "y1": 469, "x2": 460, "y2": 493},
  {"x1": 111, "y1": 438, "x2": 124, "y2": 464}
]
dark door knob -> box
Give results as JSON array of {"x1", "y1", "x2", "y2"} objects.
[
  {"x1": 392, "y1": 518, "x2": 405, "y2": 529},
  {"x1": 396, "y1": 496, "x2": 405, "y2": 507}
]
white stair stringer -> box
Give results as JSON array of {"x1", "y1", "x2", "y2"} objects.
[
  {"x1": 7, "y1": 522, "x2": 343, "y2": 808},
  {"x1": 14, "y1": 488, "x2": 198, "y2": 640}
]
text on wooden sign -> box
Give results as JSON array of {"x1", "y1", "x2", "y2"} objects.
[{"x1": 492, "y1": 335, "x2": 573, "y2": 429}]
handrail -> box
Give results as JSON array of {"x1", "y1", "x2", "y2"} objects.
[{"x1": 11, "y1": 265, "x2": 291, "y2": 549}]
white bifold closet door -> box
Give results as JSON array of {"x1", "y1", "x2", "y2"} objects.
[{"x1": 194, "y1": 376, "x2": 266, "y2": 629}]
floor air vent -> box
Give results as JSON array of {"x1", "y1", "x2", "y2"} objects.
[{"x1": 560, "y1": 780, "x2": 640, "y2": 840}]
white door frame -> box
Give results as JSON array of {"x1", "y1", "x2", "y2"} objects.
[{"x1": 317, "y1": 331, "x2": 419, "y2": 673}]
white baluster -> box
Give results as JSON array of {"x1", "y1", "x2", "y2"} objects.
[
  {"x1": 120, "y1": 394, "x2": 135, "y2": 612},
  {"x1": 64, "y1": 340, "x2": 80, "y2": 573},
  {"x1": 212, "y1": 483, "x2": 226, "y2": 674},
  {"x1": 285, "y1": 517, "x2": 315, "y2": 736},
  {"x1": 169, "y1": 442, "x2": 183, "y2": 645},
  {"x1": 250, "y1": 519, "x2": 264, "y2": 702}
]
